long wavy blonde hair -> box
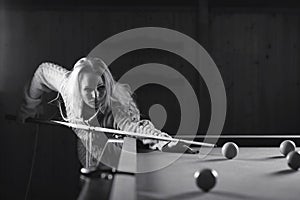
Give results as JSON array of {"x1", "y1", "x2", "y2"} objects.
[{"x1": 60, "y1": 57, "x2": 139, "y2": 123}]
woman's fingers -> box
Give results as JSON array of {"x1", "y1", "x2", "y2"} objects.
[
  {"x1": 135, "y1": 119, "x2": 178, "y2": 149},
  {"x1": 142, "y1": 139, "x2": 158, "y2": 145},
  {"x1": 159, "y1": 132, "x2": 178, "y2": 147}
]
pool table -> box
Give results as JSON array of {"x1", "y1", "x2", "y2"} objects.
[
  {"x1": 137, "y1": 147, "x2": 299, "y2": 200},
  {"x1": 78, "y1": 138, "x2": 300, "y2": 200}
]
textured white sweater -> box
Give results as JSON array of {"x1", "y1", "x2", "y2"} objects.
[{"x1": 20, "y1": 62, "x2": 170, "y2": 168}]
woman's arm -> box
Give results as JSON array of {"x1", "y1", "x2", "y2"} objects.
[
  {"x1": 112, "y1": 105, "x2": 175, "y2": 150},
  {"x1": 18, "y1": 62, "x2": 69, "y2": 121}
]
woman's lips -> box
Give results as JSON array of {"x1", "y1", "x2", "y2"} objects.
[{"x1": 89, "y1": 98, "x2": 104, "y2": 106}]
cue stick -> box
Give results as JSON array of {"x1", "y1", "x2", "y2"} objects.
[
  {"x1": 176, "y1": 135, "x2": 300, "y2": 139},
  {"x1": 51, "y1": 120, "x2": 216, "y2": 147},
  {"x1": 109, "y1": 137, "x2": 137, "y2": 200},
  {"x1": 5, "y1": 114, "x2": 215, "y2": 147},
  {"x1": 5, "y1": 114, "x2": 60, "y2": 126}
]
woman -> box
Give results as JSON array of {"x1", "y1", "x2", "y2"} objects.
[{"x1": 18, "y1": 57, "x2": 175, "y2": 169}]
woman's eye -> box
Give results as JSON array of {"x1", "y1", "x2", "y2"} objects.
[
  {"x1": 84, "y1": 88, "x2": 93, "y2": 93},
  {"x1": 97, "y1": 85, "x2": 105, "y2": 90},
  {"x1": 97, "y1": 85, "x2": 106, "y2": 93}
]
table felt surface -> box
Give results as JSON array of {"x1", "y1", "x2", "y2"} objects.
[{"x1": 136, "y1": 148, "x2": 300, "y2": 200}]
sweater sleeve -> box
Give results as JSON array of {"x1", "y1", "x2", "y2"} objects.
[
  {"x1": 111, "y1": 103, "x2": 173, "y2": 150},
  {"x1": 19, "y1": 62, "x2": 69, "y2": 119},
  {"x1": 28, "y1": 62, "x2": 69, "y2": 97}
]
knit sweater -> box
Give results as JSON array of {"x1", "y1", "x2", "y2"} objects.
[{"x1": 19, "y1": 62, "x2": 170, "y2": 168}]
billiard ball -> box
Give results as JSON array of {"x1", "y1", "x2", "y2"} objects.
[
  {"x1": 287, "y1": 151, "x2": 300, "y2": 170},
  {"x1": 280, "y1": 140, "x2": 296, "y2": 157},
  {"x1": 222, "y1": 142, "x2": 239, "y2": 159},
  {"x1": 194, "y1": 169, "x2": 218, "y2": 192}
]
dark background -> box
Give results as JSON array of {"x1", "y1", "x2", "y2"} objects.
[{"x1": 1, "y1": 0, "x2": 300, "y2": 199}]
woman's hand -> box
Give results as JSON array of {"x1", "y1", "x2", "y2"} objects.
[
  {"x1": 17, "y1": 103, "x2": 43, "y2": 123},
  {"x1": 136, "y1": 120, "x2": 178, "y2": 150},
  {"x1": 18, "y1": 83, "x2": 44, "y2": 123},
  {"x1": 159, "y1": 132, "x2": 178, "y2": 148},
  {"x1": 117, "y1": 117, "x2": 178, "y2": 150}
]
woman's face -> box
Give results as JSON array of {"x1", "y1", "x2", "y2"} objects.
[{"x1": 79, "y1": 70, "x2": 106, "y2": 109}]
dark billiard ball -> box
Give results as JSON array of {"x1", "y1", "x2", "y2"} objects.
[
  {"x1": 194, "y1": 169, "x2": 218, "y2": 192},
  {"x1": 222, "y1": 142, "x2": 239, "y2": 159},
  {"x1": 280, "y1": 140, "x2": 296, "y2": 157},
  {"x1": 287, "y1": 151, "x2": 300, "y2": 170}
]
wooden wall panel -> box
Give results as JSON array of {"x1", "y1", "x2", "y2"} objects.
[{"x1": 211, "y1": 11, "x2": 300, "y2": 134}]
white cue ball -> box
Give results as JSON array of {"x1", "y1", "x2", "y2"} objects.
[
  {"x1": 287, "y1": 151, "x2": 300, "y2": 170},
  {"x1": 280, "y1": 140, "x2": 296, "y2": 157},
  {"x1": 194, "y1": 169, "x2": 218, "y2": 192},
  {"x1": 222, "y1": 142, "x2": 239, "y2": 159}
]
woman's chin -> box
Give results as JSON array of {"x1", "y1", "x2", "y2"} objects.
[
  {"x1": 89, "y1": 105, "x2": 96, "y2": 109},
  {"x1": 83, "y1": 102, "x2": 96, "y2": 109},
  {"x1": 84, "y1": 100, "x2": 103, "y2": 110}
]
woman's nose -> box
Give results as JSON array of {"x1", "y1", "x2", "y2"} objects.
[{"x1": 92, "y1": 90, "x2": 99, "y2": 99}]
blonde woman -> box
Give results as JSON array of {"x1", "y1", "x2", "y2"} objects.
[{"x1": 18, "y1": 57, "x2": 175, "y2": 169}]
